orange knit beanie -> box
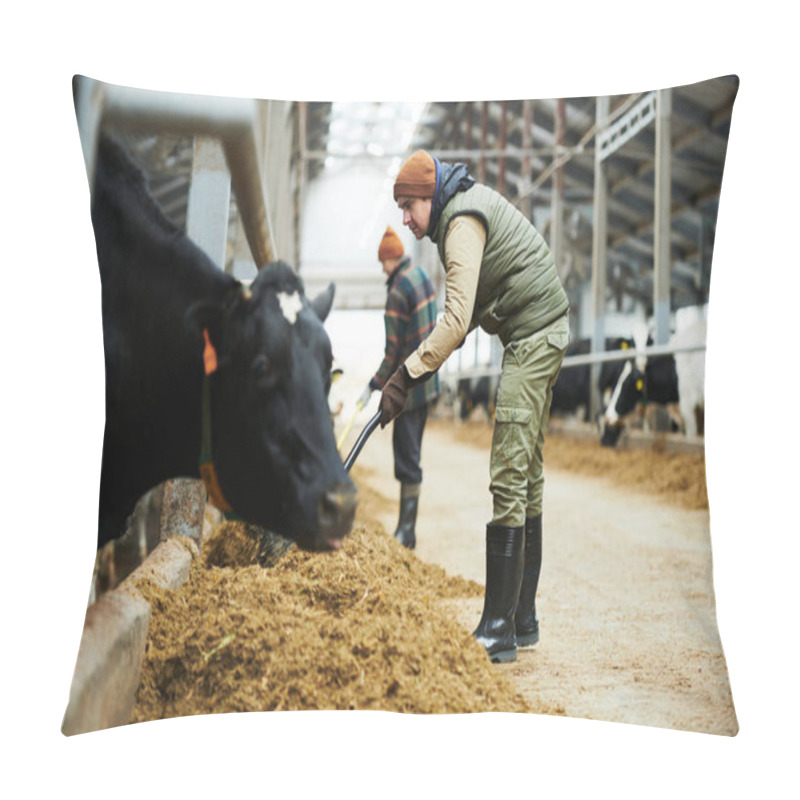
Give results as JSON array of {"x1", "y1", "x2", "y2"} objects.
[
  {"x1": 393, "y1": 150, "x2": 437, "y2": 200},
  {"x1": 378, "y1": 226, "x2": 405, "y2": 261}
]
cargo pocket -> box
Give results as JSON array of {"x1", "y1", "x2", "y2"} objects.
[
  {"x1": 492, "y1": 406, "x2": 534, "y2": 471},
  {"x1": 546, "y1": 328, "x2": 569, "y2": 352},
  {"x1": 495, "y1": 406, "x2": 533, "y2": 425}
]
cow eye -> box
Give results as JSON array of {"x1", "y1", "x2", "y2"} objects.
[{"x1": 252, "y1": 354, "x2": 276, "y2": 390}]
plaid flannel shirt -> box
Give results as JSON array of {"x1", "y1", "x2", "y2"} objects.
[{"x1": 370, "y1": 256, "x2": 440, "y2": 410}]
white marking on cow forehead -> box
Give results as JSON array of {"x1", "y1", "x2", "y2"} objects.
[{"x1": 277, "y1": 291, "x2": 303, "y2": 324}]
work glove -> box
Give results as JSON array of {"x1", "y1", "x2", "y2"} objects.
[
  {"x1": 358, "y1": 385, "x2": 373, "y2": 409},
  {"x1": 379, "y1": 366, "x2": 411, "y2": 428}
]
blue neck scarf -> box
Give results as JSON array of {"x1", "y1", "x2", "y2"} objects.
[{"x1": 426, "y1": 158, "x2": 476, "y2": 237}]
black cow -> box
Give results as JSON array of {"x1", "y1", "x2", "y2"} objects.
[
  {"x1": 599, "y1": 335, "x2": 680, "y2": 447},
  {"x1": 456, "y1": 376, "x2": 497, "y2": 422},
  {"x1": 550, "y1": 337, "x2": 634, "y2": 420},
  {"x1": 93, "y1": 134, "x2": 356, "y2": 551}
]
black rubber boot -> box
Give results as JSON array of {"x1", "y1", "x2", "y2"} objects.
[
  {"x1": 514, "y1": 514, "x2": 542, "y2": 648},
  {"x1": 472, "y1": 522, "x2": 525, "y2": 663},
  {"x1": 393, "y1": 483, "x2": 420, "y2": 549}
]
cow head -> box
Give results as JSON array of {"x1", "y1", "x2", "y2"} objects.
[
  {"x1": 598, "y1": 324, "x2": 650, "y2": 448},
  {"x1": 188, "y1": 262, "x2": 357, "y2": 551},
  {"x1": 598, "y1": 360, "x2": 646, "y2": 447}
]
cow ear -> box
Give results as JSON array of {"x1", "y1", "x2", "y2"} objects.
[{"x1": 309, "y1": 282, "x2": 335, "y2": 322}]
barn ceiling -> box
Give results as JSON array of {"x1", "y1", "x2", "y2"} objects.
[
  {"x1": 105, "y1": 75, "x2": 738, "y2": 318},
  {"x1": 302, "y1": 75, "x2": 738, "y2": 315}
]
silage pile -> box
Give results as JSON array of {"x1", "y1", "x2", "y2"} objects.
[
  {"x1": 546, "y1": 437, "x2": 709, "y2": 509},
  {"x1": 131, "y1": 484, "x2": 540, "y2": 723},
  {"x1": 439, "y1": 418, "x2": 709, "y2": 510}
]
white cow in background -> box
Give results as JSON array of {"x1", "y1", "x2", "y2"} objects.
[
  {"x1": 672, "y1": 313, "x2": 707, "y2": 438},
  {"x1": 599, "y1": 309, "x2": 707, "y2": 444}
]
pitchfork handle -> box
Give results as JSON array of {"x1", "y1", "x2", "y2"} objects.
[{"x1": 343, "y1": 410, "x2": 382, "y2": 472}]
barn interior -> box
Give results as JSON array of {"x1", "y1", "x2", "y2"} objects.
[
  {"x1": 74, "y1": 75, "x2": 736, "y2": 423},
  {"x1": 62, "y1": 73, "x2": 743, "y2": 744}
]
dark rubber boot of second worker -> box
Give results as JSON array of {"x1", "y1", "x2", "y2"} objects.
[
  {"x1": 514, "y1": 514, "x2": 542, "y2": 648},
  {"x1": 393, "y1": 483, "x2": 420, "y2": 550},
  {"x1": 472, "y1": 522, "x2": 525, "y2": 663}
]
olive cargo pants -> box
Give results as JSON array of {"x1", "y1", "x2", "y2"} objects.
[{"x1": 489, "y1": 313, "x2": 570, "y2": 526}]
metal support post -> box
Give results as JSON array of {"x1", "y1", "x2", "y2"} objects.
[
  {"x1": 551, "y1": 98, "x2": 566, "y2": 281},
  {"x1": 590, "y1": 96, "x2": 610, "y2": 420},
  {"x1": 654, "y1": 88, "x2": 672, "y2": 346},
  {"x1": 652, "y1": 88, "x2": 673, "y2": 432},
  {"x1": 296, "y1": 101, "x2": 308, "y2": 273},
  {"x1": 498, "y1": 101, "x2": 507, "y2": 197},
  {"x1": 186, "y1": 136, "x2": 231, "y2": 270},
  {"x1": 465, "y1": 102, "x2": 475, "y2": 175},
  {"x1": 520, "y1": 99, "x2": 533, "y2": 220},
  {"x1": 479, "y1": 102, "x2": 488, "y2": 184}
]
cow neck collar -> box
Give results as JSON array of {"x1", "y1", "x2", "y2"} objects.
[{"x1": 198, "y1": 328, "x2": 236, "y2": 516}]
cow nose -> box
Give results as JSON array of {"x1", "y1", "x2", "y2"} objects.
[{"x1": 317, "y1": 483, "x2": 357, "y2": 549}]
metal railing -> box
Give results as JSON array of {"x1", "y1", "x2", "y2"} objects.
[
  {"x1": 448, "y1": 342, "x2": 706, "y2": 382},
  {"x1": 73, "y1": 76, "x2": 276, "y2": 268}
]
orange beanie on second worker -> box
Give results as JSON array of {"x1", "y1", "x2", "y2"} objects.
[{"x1": 378, "y1": 226, "x2": 405, "y2": 261}]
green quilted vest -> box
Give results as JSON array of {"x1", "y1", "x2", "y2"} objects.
[{"x1": 431, "y1": 183, "x2": 568, "y2": 345}]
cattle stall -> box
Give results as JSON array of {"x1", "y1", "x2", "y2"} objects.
[
  {"x1": 74, "y1": 76, "x2": 311, "y2": 592},
  {"x1": 65, "y1": 84, "x2": 350, "y2": 734},
  {"x1": 439, "y1": 316, "x2": 706, "y2": 451},
  {"x1": 64, "y1": 77, "x2": 729, "y2": 737}
]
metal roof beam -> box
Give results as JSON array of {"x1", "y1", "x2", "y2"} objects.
[{"x1": 597, "y1": 92, "x2": 657, "y2": 162}]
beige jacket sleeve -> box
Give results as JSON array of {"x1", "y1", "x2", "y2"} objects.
[{"x1": 404, "y1": 214, "x2": 486, "y2": 380}]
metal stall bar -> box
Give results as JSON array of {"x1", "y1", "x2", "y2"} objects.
[
  {"x1": 451, "y1": 342, "x2": 706, "y2": 381},
  {"x1": 74, "y1": 76, "x2": 276, "y2": 268},
  {"x1": 74, "y1": 77, "x2": 281, "y2": 554}
]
